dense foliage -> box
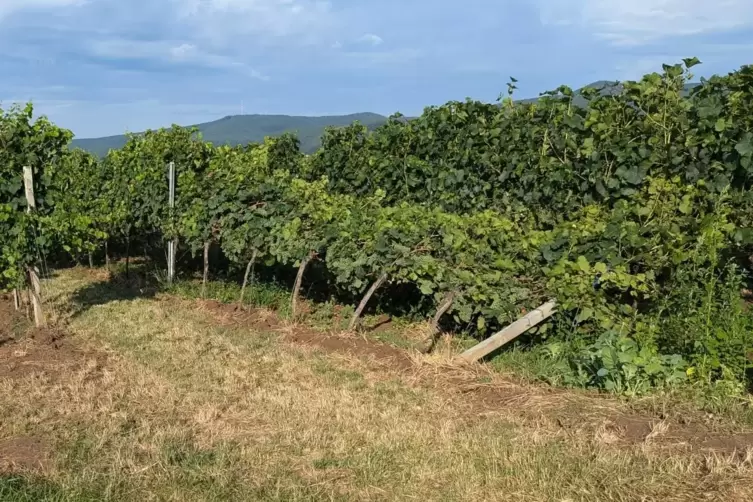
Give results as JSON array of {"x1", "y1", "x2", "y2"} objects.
[
  {"x1": 0, "y1": 104, "x2": 77, "y2": 289},
  {"x1": 3, "y1": 59, "x2": 753, "y2": 395}
]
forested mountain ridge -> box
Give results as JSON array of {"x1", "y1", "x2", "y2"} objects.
[
  {"x1": 71, "y1": 112, "x2": 389, "y2": 156},
  {"x1": 71, "y1": 81, "x2": 701, "y2": 156}
]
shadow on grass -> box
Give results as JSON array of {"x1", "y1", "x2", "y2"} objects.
[{"x1": 67, "y1": 262, "x2": 163, "y2": 319}]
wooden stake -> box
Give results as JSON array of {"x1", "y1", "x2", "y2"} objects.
[
  {"x1": 23, "y1": 166, "x2": 35, "y2": 211},
  {"x1": 28, "y1": 267, "x2": 45, "y2": 327},
  {"x1": 167, "y1": 161, "x2": 176, "y2": 285},
  {"x1": 420, "y1": 291, "x2": 456, "y2": 354},
  {"x1": 458, "y1": 301, "x2": 557, "y2": 363},
  {"x1": 201, "y1": 241, "x2": 210, "y2": 297},
  {"x1": 239, "y1": 249, "x2": 258, "y2": 306},
  {"x1": 22, "y1": 166, "x2": 44, "y2": 328},
  {"x1": 348, "y1": 272, "x2": 388, "y2": 331},
  {"x1": 13, "y1": 289, "x2": 20, "y2": 310},
  {"x1": 291, "y1": 252, "x2": 314, "y2": 320}
]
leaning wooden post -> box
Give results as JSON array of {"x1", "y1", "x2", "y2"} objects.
[
  {"x1": 22, "y1": 166, "x2": 44, "y2": 328},
  {"x1": 458, "y1": 301, "x2": 556, "y2": 363},
  {"x1": 348, "y1": 272, "x2": 389, "y2": 331}
]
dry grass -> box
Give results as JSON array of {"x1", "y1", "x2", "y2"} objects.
[{"x1": 1, "y1": 268, "x2": 753, "y2": 501}]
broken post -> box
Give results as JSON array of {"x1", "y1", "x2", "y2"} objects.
[{"x1": 458, "y1": 301, "x2": 556, "y2": 363}]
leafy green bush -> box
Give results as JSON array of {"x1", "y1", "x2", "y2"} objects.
[{"x1": 560, "y1": 333, "x2": 688, "y2": 396}]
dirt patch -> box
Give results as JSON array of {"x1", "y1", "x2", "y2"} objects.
[
  {"x1": 0, "y1": 293, "x2": 30, "y2": 345},
  {"x1": 197, "y1": 297, "x2": 413, "y2": 370},
  {"x1": 0, "y1": 296, "x2": 108, "y2": 382},
  {"x1": 456, "y1": 382, "x2": 753, "y2": 454},
  {"x1": 0, "y1": 332, "x2": 107, "y2": 381},
  {"x1": 197, "y1": 299, "x2": 282, "y2": 332},
  {"x1": 0, "y1": 437, "x2": 51, "y2": 473},
  {"x1": 364, "y1": 315, "x2": 393, "y2": 334},
  {"x1": 610, "y1": 416, "x2": 753, "y2": 455},
  {"x1": 609, "y1": 415, "x2": 655, "y2": 442},
  {"x1": 702, "y1": 433, "x2": 753, "y2": 454},
  {"x1": 285, "y1": 328, "x2": 415, "y2": 371},
  {"x1": 455, "y1": 382, "x2": 547, "y2": 410}
]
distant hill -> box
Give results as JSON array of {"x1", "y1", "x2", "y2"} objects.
[
  {"x1": 72, "y1": 82, "x2": 704, "y2": 156},
  {"x1": 71, "y1": 112, "x2": 389, "y2": 156}
]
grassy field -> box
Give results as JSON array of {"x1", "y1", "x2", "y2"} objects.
[{"x1": 1, "y1": 267, "x2": 753, "y2": 501}]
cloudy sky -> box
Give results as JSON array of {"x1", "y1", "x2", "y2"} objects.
[{"x1": 1, "y1": 0, "x2": 752, "y2": 138}]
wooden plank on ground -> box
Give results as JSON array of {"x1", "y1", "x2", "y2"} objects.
[{"x1": 458, "y1": 301, "x2": 557, "y2": 363}]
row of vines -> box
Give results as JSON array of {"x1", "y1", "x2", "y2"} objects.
[{"x1": 3, "y1": 59, "x2": 753, "y2": 395}]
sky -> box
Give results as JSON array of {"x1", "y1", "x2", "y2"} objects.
[{"x1": 1, "y1": 0, "x2": 752, "y2": 139}]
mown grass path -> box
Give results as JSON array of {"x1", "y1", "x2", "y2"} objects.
[{"x1": 1, "y1": 268, "x2": 753, "y2": 501}]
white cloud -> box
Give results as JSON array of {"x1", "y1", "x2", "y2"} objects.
[
  {"x1": 358, "y1": 33, "x2": 384, "y2": 46},
  {"x1": 172, "y1": 0, "x2": 335, "y2": 46},
  {"x1": 0, "y1": 0, "x2": 86, "y2": 19},
  {"x1": 89, "y1": 38, "x2": 268, "y2": 79},
  {"x1": 169, "y1": 43, "x2": 196, "y2": 58},
  {"x1": 540, "y1": 0, "x2": 753, "y2": 45},
  {"x1": 1, "y1": 1, "x2": 338, "y2": 46}
]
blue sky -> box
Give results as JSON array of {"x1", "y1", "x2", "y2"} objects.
[{"x1": 1, "y1": 0, "x2": 752, "y2": 138}]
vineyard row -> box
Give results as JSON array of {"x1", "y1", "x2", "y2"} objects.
[{"x1": 3, "y1": 59, "x2": 753, "y2": 393}]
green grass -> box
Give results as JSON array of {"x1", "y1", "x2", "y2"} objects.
[
  {"x1": 489, "y1": 345, "x2": 574, "y2": 384},
  {"x1": 0, "y1": 473, "x2": 126, "y2": 502},
  {"x1": 169, "y1": 277, "x2": 292, "y2": 316}
]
